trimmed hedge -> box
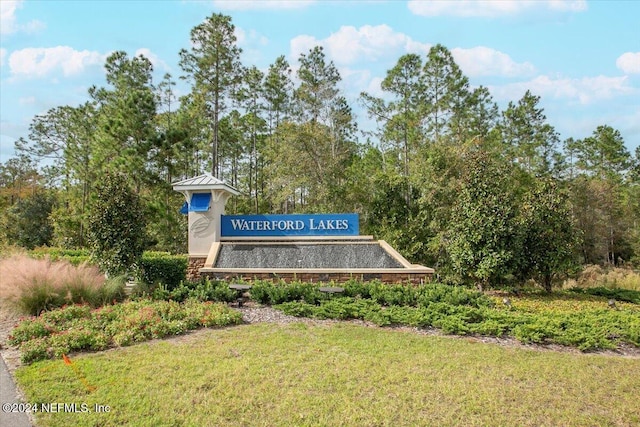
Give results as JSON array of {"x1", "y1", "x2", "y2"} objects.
[
  {"x1": 139, "y1": 252, "x2": 188, "y2": 289},
  {"x1": 25, "y1": 249, "x2": 189, "y2": 289},
  {"x1": 28, "y1": 247, "x2": 91, "y2": 266}
]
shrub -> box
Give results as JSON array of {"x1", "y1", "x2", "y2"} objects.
[
  {"x1": 276, "y1": 301, "x2": 316, "y2": 317},
  {"x1": 28, "y1": 247, "x2": 92, "y2": 266},
  {"x1": 8, "y1": 320, "x2": 52, "y2": 346},
  {"x1": 248, "y1": 281, "x2": 290, "y2": 305},
  {"x1": 343, "y1": 280, "x2": 372, "y2": 299},
  {"x1": 149, "y1": 279, "x2": 237, "y2": 303},
  {"x1": 416, "y1": 283, "x2": 493, "y2": 308},
  {"x1": 88, "y1": 173, "x2": 147, "y2": 277},
  {"x1": 139, "y1": 252, "x2": 188, "y2": 289},
  {"x1": 369, "y1": 282, "x2": 417, "y2": 306},
  {"x1": 19, "y1": 338, "x2": 49, "y2": 365}
]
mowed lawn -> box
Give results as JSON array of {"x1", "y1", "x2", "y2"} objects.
[{"x1": 16, "y1": 322, "x2": 640, "y2": 427}]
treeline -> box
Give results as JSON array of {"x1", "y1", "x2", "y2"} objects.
[{"x1": 1, "y1": 13, "x2": 639, "y2": 289}]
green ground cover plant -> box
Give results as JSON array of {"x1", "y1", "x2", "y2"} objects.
[
  {"x1": 8, "y1": 299, "x2": 242, "y2": 364},
  {"x1": 15, "y1": 323, "x2": 640, "y2": 427},
  {"x1": 271, "y1": 283, "x2": 640, "y2": 351},
  {"x1": 568, "y1": 286, "x2": 640, "y2": 304},
  {"x1": 147, "y1": 278, "x2": 238, "y2": 302}
]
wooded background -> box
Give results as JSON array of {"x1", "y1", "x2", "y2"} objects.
[{"x1": 1, "y1": 13, "x2": 638, "y2": 288}]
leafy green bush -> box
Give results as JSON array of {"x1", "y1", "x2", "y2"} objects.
[
  {"x1": 276, "y1": 301, "x2": 316, "y2": 317},
  {"x1": 343, "y1": 279, "x2": 373, "y2": 299},
  {"x1": 416, "y1": 283, "x2": 493, "y2": 308},
  {"x1": 149, "y1": 279, "x2": 237, "y2": 303},
  {"x1": 248, "y1": 280, "x2": 310, "y2": 305},
  {"x1": 251, "y1": 280, "x2": 490, "y2": 311},
  {"x1": 88, "y1": 173, "x2": 147, "y2": 277},
  {"x1": 9, "y1": 299, "x2": 243, "y2": 364},
  {"x1": 139, "y1": 252, "x2": 188, "y2": 289},
  {"x1": 369, "y1": 282, "x2": 417, "y2": 306}
]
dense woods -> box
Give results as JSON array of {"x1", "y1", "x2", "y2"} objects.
[{"x1": 1, "y1": 13, "x2": 639, "y2": 289}]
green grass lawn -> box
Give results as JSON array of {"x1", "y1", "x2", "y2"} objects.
[{"x1": 16, "y1": 322, "x2": 640, "y2": 427}]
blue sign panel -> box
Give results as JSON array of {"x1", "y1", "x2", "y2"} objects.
[{"x1": 221, "y1": 214, "x2": 359, "y2": 237}]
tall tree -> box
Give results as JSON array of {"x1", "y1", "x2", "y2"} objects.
[
  {"x1": 293, "y1": 46, "x2": 340, "y2": 124},
  {"x1": 15, "y1": 102, "x2": 97, "y2": 247},
  {"x1": 90, "y1": 51, "x2": 157, "y2": 192},
  {"x1": 501, "y1": 90, "x2": 559, "y2": 175},
  {"x1": 264, "y1": 55, "x2": 293, "y2": 132},
  {"x1": 576, "y1": 125, "x2": 631, "y2": 180},
  {"x1": 421, "y1": 44, "x2": 470, "y2": 142},
  {"x1": 236, "y1": 66, "x2": 268, "y2": 213},
  {"x1": 265, "y1": 46, "x2": 357, "y2": 213},
  {"x1": 179, "y1": 13, "x2": 243, "y2": 177},
  {"x1": 360, "y1": 54, "x2": 425, "y2": 206},
  {"x1": 568, "y1": 125, "x2": 633, "y2": 265}
]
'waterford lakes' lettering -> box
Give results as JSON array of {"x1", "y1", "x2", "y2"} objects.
[
  {"x1": 230, "y1": 219, "x2": 305, "y2": 231},
  {"x1": 221, "y1": 214, "x2": 359, "y2": 237}
]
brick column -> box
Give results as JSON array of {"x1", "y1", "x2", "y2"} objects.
[{"x1": 187, "y1": 257, "x2": 207, "y2": 282}]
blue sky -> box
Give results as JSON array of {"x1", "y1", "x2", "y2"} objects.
[{"x1": 1, "y1": 0, "x2": 639, "y2": 163}]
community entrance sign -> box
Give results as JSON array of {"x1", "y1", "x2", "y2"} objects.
[
  {"x1": 221, "y1": 214, "x2": 359, "y2": 237},
  {"x1": 172, "y1": 173, "x2": 434, "y2": 283}
]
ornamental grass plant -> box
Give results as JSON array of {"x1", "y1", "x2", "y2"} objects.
[
  {"x1": 563, "y1": 264, "x2": 640, "y2": 291},
  {"x1": 0, "y1": 254, "x2": 125, "y2": 315}
]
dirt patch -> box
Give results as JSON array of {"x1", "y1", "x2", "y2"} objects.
[{"x1": 0, "y1": 304, "x2": 26, "y2": 373}]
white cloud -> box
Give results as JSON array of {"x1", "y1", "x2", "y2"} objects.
[
  {"x1": 451, "y1": 46, "x2": 535, "y2": 77},
  {"x1": 616, "y1": 52, "x2": 640, "y2": 75},
  {"x1": 408, "y1": 0, "x2": 587, "y2": 18},
  {"x1": 0, "y1": 0, "x2": 20, "y2": 34},
  {"x1": 491, "y1": 74, "x2": 635, "y2": 105},
  {"x1": 212, "y1": 0, "x2": 315, "y2": 10},
  {"x1": 363, "y1": 76, "x2": 385, "y2": 98},
  {"x1": 234, "y1": 27, "x2": 269, "y2": 47},
  {"x1": 8, "y1": 46, "x2": 105, "y2": 79},
  {"x1": 1, "y1": 0, "x2": 45, "y2": 35},
  {"x1": 135, "y1": 48, "x2": 170, "y2": 71},
  {"x1": 0, "y1": 48, "x2": 6, "y2": 67},
  {"x1": 18, "y1": 96, "x2": 35, "y2": 106},
  {"x1": 235, "y1": 27, "x2": 270, "y2": 64},
  {"x1": 290, "y1": 24, "x2": 430, "y2": 65},
  {"x1": 290, "y1": 34, "x2": 318, "y2": 61}
]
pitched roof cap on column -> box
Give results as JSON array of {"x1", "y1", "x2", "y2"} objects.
[{"x1": 172, "y1": 173, "x2": 240, "y2": 195}]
